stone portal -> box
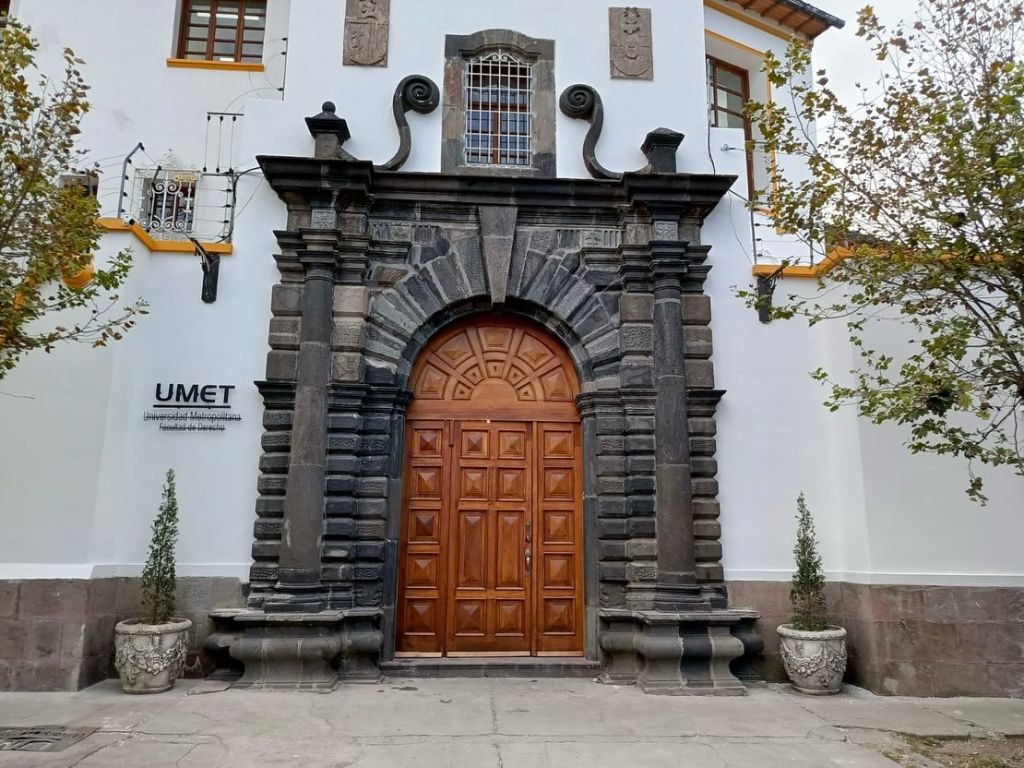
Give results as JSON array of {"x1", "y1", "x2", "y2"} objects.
[{"x1": 209, "y1": 99, "x2": 760, "y2": 693}]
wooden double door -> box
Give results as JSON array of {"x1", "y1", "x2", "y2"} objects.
[{"x1": 396, "y1": 318, "x2": 584, "y2": 657}]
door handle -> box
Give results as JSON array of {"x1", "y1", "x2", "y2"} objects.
[{"x1": 524, "y1": 546, "x2": 532, "y2": 576}]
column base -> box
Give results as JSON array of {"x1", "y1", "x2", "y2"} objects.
[
  {"x1": 208, "y1": 608, "x2": 383, "y2": 689},
  {"x1": 598, "y1": 607, "x2": 760, "y2": 695}
]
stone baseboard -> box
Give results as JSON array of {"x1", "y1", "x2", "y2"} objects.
[
  {"x1": 728, "y1": 581, "x2": 1024, "y2": 698},
  {"x1": 0, "y1": 577, "x2": 245, "y2": 692}
]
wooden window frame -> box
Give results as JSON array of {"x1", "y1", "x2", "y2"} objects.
[
  {"x1": 707, "y1": 55, "x2": 755, "y2": 200},
  {"x1": 176, "y1": 0, "x2": 267, "y2": 64}
]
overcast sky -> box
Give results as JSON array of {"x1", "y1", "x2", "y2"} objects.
[{"x1": 810, "y1": 0, "x2": 920, "y2": 102}]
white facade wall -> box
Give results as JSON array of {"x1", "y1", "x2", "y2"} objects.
[{"x1": 1, "y1": 0, "x2": 1021, "y2": 587}]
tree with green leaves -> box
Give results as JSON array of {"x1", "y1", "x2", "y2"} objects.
[
  {"x1": 141, "y1": 470, "x2": 180, "y2": 625},
  {"x1": 790, "y1": 493, "x2": 829, "y2": 632},
  {"x1": 745, "y1": 1, "x2": 1024, "y2": 501},
  {"x1": 0, "y1": 19, "x2": 144, "y2": 382}
]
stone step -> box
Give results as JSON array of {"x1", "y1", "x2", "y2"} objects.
[{"x1": 381, "y1": 657, "x2": 601, "y2": 679}]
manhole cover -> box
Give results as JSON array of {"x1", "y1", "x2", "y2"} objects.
[{"x1": 0, "y1": 726, "x2": 97, "y2": 752}]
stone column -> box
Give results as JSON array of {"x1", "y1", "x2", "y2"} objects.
[
  {"x1": 649, "y1": 239, "x2": 705, "y2": 612},
  {"x1": 270, "y1": 234, "x2": 338, "y2": 612}
]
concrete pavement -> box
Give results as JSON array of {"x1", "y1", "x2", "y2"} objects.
[{"x1": 0, "y1": 678, "x2": 1022, "y2": 767}]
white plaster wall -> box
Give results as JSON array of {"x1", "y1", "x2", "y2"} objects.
[{"x1": 1, "y1": 0, "x2": 1021, "y2": 589}]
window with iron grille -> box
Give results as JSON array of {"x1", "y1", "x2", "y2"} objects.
[
  {"x1": 177, "y1": 0, "x2": 267, "y2": 63},
  {"x1": 139, "y1": 171, "x2": 198, "y2": 238},
  {"x1": 0, "y1": 0, "x2": 10, "y2": 27},
  {"x1": 464, "y1": 51, "x2": 533, "y2": 167},
  {"x1": 707, "y1": 56, "x2": 754, "y2": 198}
]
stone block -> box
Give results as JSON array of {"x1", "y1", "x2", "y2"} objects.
[
  {"x1": 958, "y1": 622, "x2": 1024, "y2": 663},
  {"x1": 597, "y1": 497, "x2": 627, "y2": 518},
  {"x1": 625, "y1": 539, "x2": 657, "y2": 559},
  {"x1": 332, "y1": 318, "x2": 366, "y2": 351},
  {"x1": 627, "y1": 518, "x2": 656, "y2": 538},
  {"x1": 683, "y1": 326, "x2": 713, "y2": 358},
  {"x1": 29, "y1": 662, "x2": 77, "y2": 692},
  {"x1": 598, "y1": 519, "x2": 629, "y2": 539},
  {"x1": 923, "y1": 587, "x2": 962, "y2": 623},
  {"x1": 691, "y1": 478, "x2": 719, "y2": 497},
  {"x1": 599, "y1": 563, "x2": 627, "y2": 582},
  {"x1": 619, "y1": 293, "x2": 653, "y2": 322},
  {"x1": 0, "y1": 619, "x2": 28, "y2": 659},
  {"x1": 624, "y1": 434, "x2": 654, "y2": 454},
  {"x1": 684, "y1": 359, "x2": 715, "y2": 389},
  {"x1": 681, "y1": 294, "x2": 711, "y2": 325},
  {"x1": 598, "y1": 544, "x2": 626, "y2": 561},
  {"x1": 693, "y1": 520, "x2": 721, "y2": 540},
  {"x1": 332, "y1": 352, "x2": 364, "y2": 382},
  {"x1": 691, "y1": 457, "x2": 718, "y2": 477},
  {"x1": 19, "y1": 580, "x2": 88, "y2": 619},
  {"x1": 882, "y1": 620, "x2": 960, "y2": 663},
  {"x1": 0, "y1": 582, "x2": 18, "y2": 619},
  {"x1": 619, "y1": 324, "x2": 653, "y2": 353},
  {"x1": 266, "y1": 350, "x2": 298, "y2": 380},
  {"x1": 271, "y1": 284, "x2": 303, "y2": 316},
  {"x1": 28, "y1": 619, "x2": 63, "y2": 660},
  {"x1": 625, "y1": 455, "x2": 654, "y2": 474},
  {"x1": 268, "y1": 316, "x2": 301, "y2": 349},
  {"x1": 334, "y1": 285, "x2": 369, "y2": 316},
  {"x1": 356, "y1": 498, "x2": 387, "y2": 519},
  {"x1": 597, "y1": 455, "x2": 625, "y2": 476},
  {"x1": 619, "y1": 360, "x2": 653, "y2": 388},
  {"x1": 86, "y1": 578, "x2": 118, "y2": 615}
]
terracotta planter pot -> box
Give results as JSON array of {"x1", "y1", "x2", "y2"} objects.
[
  {"x1": 777, "y1": 624, "x2": 847, "y2": 695},
  {"x1": 114, "y1": 618, "x2": 192, "y2": 694}
]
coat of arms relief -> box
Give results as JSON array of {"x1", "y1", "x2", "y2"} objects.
[
  {"x1": 343, "y1": 0, "x2": 390, "y2": 67},
  {"x1": 609, "y1": 7, "x2": 653, "y2": 80}
]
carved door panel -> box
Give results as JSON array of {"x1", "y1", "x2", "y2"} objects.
[
  {"x1": 446, "y1": 420, "x2": 532, "y2": 655},
  {"x1": 535, "y1": 422, "x2": 584, "y2": 654},
  {"x1": 395, "y1": 420, "x2": 450, "y2": 654}
]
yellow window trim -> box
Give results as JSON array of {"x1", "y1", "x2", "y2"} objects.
[
  {"x1": 98, "y1": 218, "x2": 233, "y2": 255},
  {"x1": 703, "y1": 0, "x2": 807, "y2": 44},
  {"x1": 751, "y1": 247, "x2": 852, "y2": 278},
  {"x1": 166, "y1": 58, "x2": 265, "y2": 73}
]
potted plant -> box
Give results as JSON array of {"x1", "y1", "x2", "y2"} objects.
[
  {"x1": 114, "y1": 470, "x2": 192, "y2": 694},
  {"x1": 777, "y1": 493, "x2": 847, "y2": 695}
]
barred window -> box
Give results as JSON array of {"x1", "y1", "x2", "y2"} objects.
[
  {"x1": 140, "y1": 171, "x2": 198, "y2": 238},
  {"x1": 178, "y1": 0, "x2": 267, "y2": 63},
  {"x1": 464, "y1": 51, "x2": 533, "y2": 167}
]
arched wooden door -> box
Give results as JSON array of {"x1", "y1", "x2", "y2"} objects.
[{"x1": 396, "y1": 316, "x2": 584, "y2": 657}]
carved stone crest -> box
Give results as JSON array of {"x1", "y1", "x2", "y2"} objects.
[
  {"x1": 609, "y1": 7, "x2": 653, "y2": 80},
  {"x1": 343, "y1": 0, "x2": 390, "y2": 67}
]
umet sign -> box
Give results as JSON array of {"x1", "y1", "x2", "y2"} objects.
[{"x1": 144, "y1": 383, "x2": 241, "y2": 432}]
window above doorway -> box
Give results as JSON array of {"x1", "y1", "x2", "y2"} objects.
[
  {"x1": 464, "y1": 51, "x2": 534, "y2": 168},
  {"x1": 442, "y1": 30, "x2": 556, "y2": 178},
  {"x1": 177, "y1": 0, "x2": 267, "y2": 64}
]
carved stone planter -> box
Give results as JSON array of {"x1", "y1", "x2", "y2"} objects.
[
  {"x1": 777, "y1": 624, "x2": 847, "y2": 695},
  {"x1": 114, "y1": 618, "x2": 192, "y2": 694}
]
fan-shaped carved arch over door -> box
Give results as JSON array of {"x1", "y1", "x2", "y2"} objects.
[{"x1": 407, "y1": 316, "x2": 581, "y2": 420}]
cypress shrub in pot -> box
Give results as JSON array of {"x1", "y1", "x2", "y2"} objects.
[
  {"x1": 114, "y1": 470, "x2": 192, "y2": 694},
  {"x1": 777, "y1": 493, "x2": 847, "y2": 695}
]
